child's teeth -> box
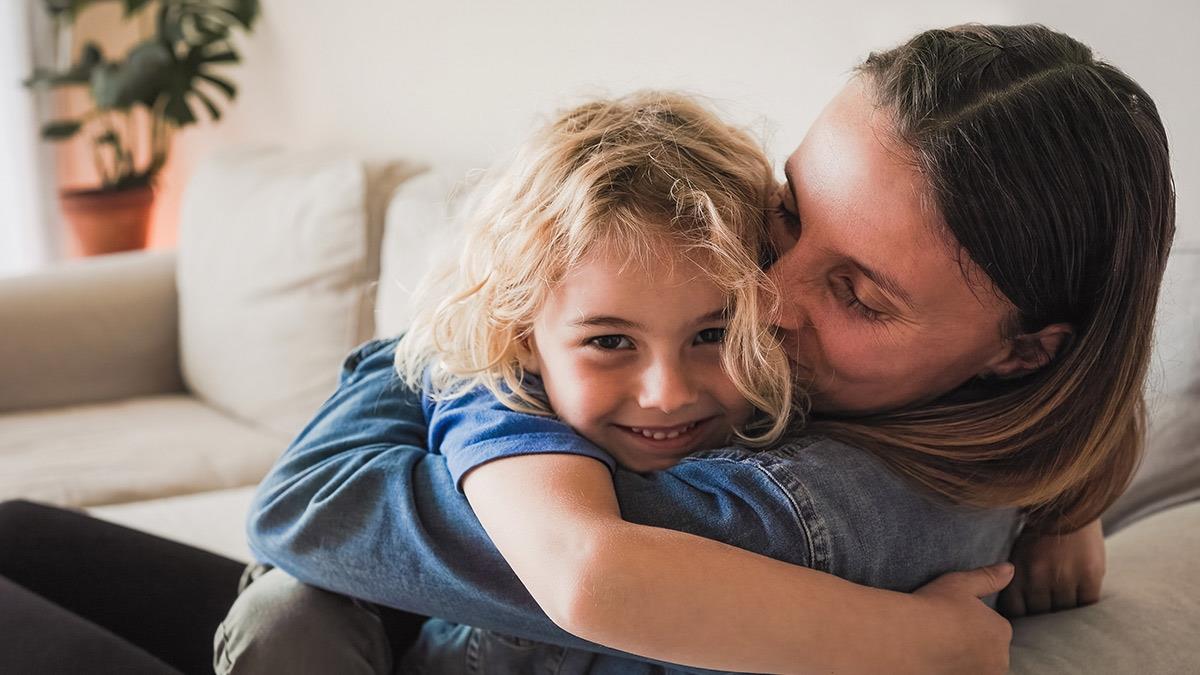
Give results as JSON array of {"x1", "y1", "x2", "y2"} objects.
[{"x1": 630, "y1": 422, "x2": 700, "y2": 439}]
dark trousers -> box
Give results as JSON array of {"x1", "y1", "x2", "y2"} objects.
[
  {"x1": 0, "y1": 499, "x2": 427, "y2": 675},
  {"x1": 0, "y1": 500, "x2": 244, "y2": 674}
]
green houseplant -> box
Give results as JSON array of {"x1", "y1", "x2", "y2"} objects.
[{"x1": 25, "y1": 0, "x2": 259, "y2": 255}]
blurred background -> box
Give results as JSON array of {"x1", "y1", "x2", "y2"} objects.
[{"x1": 2, "y1": 0, "x2": 1196, "y2": 272}]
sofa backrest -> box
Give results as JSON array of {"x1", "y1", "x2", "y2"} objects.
[
  {"x1": 375, "y1": 166, "x2": 483, "y2": 338},
  {"x1": 178, "y1": 147, "x2": 419, "y2": 437},
  {"x1": 1149, "y1": 246, "x2": 1200, "y2": 396}
]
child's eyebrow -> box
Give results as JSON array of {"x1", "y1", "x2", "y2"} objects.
[
  {"x1": 571, "y1": 315, "x2": 642, "y2": 330},
  {"x1": 693, "y1": 308, "x2": 729, "y2": 325},
  {"x1": 569, "y1": 307, "x2": 727, "y2": 330}
]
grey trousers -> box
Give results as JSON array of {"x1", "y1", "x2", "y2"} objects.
[{"x1": 214, "y1": 565, "x2": 398, "y2": 675}]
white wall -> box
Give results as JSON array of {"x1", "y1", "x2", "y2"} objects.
[
  {"x1": 1, "y1": 0, "x2": 57, "y2": 276},
  {"x1": 160, "y1": 0, "x2": 1197, "y2": 248}
]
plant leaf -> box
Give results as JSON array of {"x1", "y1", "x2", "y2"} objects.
[
  {"x1": 40, "y1": 119, "x2": 83, "y2": 140},
  {"x1": 122, "y1": 40, "x2": 175, "y2": 105},
  {"x1": 89, "y1": 63, "x2": 124, "y2": 108},
  {"x1": 89, "y1": 40, "x2": 173, "y2": 109},
  {"x1": 181, "y1": 0, "x2": 259, "y2": 31},
  {"x1": 158, "y1": 5, "x2": 185, "y2": 45},
  {"x1": 233, "y1": 0, "x2": 261, "y2": 29},
  {"x1": 190, "y1": 87, "x2": 221, "y2": 121},
  {"x1": 47, "y1": 0, "x2": 102, "y2": 20},
  {"x1": 24, "y1": 41, "x2": 105, "y2": 88},
  {"x1": 191, "y1": 14, "x2": 231, "y2": 45},
  {"x1": 197, "y1": 71, "x2": 236, "y2": 99},
  {"x1": 198, "y1": 49, "x2": 239, "y2": 64},
  {"x1": 122, "y1": 0, "x2": 154, "y2": 15},
  {"x1": 163, "y1": 93, "x2": 196, "y2": 126}
]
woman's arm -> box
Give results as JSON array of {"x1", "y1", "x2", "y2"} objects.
[
  {"x1": 249, "y1": 339, "x2": 1012, "y2": 673},
  {"x1": 463, "y1": 453, "x2": 1013, "y2": 675}
]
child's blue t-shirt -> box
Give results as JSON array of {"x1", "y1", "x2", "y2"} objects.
[{"x1": 420, "y1": 370, "x2": 618, "y2": 491}]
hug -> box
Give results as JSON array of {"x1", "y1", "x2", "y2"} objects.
[{"x1": 1, "y1": 20, "x2": 1193, "y2": 675}]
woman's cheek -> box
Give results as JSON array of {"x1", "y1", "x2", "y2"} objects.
[{"x1": 813, "y1": 323, "x2": 892, "y2": 391}]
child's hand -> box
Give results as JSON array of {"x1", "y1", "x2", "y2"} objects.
[{"x1": 998, "y1": 518, "x2": 1106, "y2": 617}]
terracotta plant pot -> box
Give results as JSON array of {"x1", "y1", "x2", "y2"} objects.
[{"x1": 59, "y1": 184, "x2": 155, "y2": 256}]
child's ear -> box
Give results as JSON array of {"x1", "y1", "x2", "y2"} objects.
[
  {"x1": 518, "y1": 334, "x2": 541, "y2": 375},
  {"x1": 980, "y1": 323, "x2": 1073, "y2": 379}
]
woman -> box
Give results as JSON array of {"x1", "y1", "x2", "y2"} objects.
[
  {"x1": 0, "y1": 23, "x2": 1174, "y2": 675},
  {"x1": 221, "y1": 22, "x2": 1174, "y2": 675}
]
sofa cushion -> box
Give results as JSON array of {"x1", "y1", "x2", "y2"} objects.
[
  {"x1": 178, "y1": 147, "x2": 419, "y2": 437},
  {"x1": 1149, "y1": 247, "x2": 1200, "y2": 396},
  {"x1": 375, "y1": 166, "x2": 481, "y2": 337},
  {"x1": 1104, "y1": 391, "x2": 1200, "y2": 534},
  {"x1": 1102, "y1": 247, "x2": 1200, "y2": 533},
  {"x1": 89, "y1": 485, "x2": 259, "y2": 563},
  {"x1": 0, "y1": 394, "x2": 286, "y2": 508},
  {"x1": 1011, "y1": 500, "x2": 1200, "y2": 673}
]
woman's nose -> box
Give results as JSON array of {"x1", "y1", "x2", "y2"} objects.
[{"x1": 637, "y1": 359, "x2": 699, "y2": 414}]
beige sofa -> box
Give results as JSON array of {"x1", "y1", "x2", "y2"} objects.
[{"x1": 1, "y1": 149, "x2": 1197, "y2": 672}]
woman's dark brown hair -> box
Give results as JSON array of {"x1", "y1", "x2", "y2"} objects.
[{"x1": 816, "y1": 24, "x2": 1176, "y2": 532}]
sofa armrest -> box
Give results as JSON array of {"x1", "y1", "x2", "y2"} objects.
[{"x1": 0, "y1": 250, "x2": 184, "y2": 412}]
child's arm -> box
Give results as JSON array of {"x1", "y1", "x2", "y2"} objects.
[
  {"x1": 462, "y1": 454, "x2": 1014, "y2": 675},
  {"x1": 997, "y1": 518, "x2": 1105, "y2": 617}
]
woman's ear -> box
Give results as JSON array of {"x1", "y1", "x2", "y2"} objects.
[{"x1": 981, "y1": 323, "x2": 1073, "y2": 379}]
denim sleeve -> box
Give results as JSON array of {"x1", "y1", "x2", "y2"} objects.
[
  {"x1": 426, "y1": 378, "x2": 617, "y2": 492},
  {"x1": 247, "y1": 337, "x2": 813, "y2": 670}
]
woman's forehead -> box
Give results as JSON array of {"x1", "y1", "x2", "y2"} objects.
[{"x1": 782, "y1": 82, "x2": 1006, "y2": 318}]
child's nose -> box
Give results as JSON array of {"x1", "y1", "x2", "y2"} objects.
[{"x1": 637, "y1": 359, "x2": 699, "y2": 414}]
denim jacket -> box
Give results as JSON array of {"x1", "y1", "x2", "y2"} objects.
[{"x1": 247, "y1": 337, "x2": 1022, "y2": 674}]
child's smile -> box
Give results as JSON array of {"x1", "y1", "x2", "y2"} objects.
[{"x1": 524, "y1": 247, "x2": 754, "y2": 472}]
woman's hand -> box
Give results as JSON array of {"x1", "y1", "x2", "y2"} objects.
[
  {"x1": 908, "y1": 563, "x2": 1016, "y2": 675},
  {"x1": 998, "y1": 518, "x2": 1106, "y2": 617}
]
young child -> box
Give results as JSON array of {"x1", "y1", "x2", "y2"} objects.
[
  {"x1": 219, "y1": 91, "x2": 806, "y2": 674},
  {"x1": 389, "y1": 91, "x2": 796, "y2": 671}
]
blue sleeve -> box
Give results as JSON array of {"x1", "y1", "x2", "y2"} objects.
[
  {"x1": 247, "y1": 337, "x2": 812, "y2": 671},
  {"x1": 423, "y1": 372, "x2": 617, "y2": 491}
]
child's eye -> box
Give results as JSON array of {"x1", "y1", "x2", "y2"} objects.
[
  {"x1": 588, "y1": 335, "x2": 634, "y2": 350},
  {"x1": 694, "y1": 327, "x2": 727, "y2": 345}
]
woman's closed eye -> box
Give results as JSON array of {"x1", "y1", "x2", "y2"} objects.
[
  {"x1": 774, "y1": 204, "x2": 802, "y2": 236},
  {"x1": 835, "y1": 278, "x2": 884, "y2": 322},
  {"x1": 587, "y1": 334, "x2": 635, "y2": 350}
]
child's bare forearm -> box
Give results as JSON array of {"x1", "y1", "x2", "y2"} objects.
[
  {"x1": 462, "y1": 453, "x2": 1009, "y2": 674},
  {"x1": 566, "y1": 518, "x2": 925, "y2": 673}
]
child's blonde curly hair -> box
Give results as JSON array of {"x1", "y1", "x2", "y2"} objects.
[{"x1": 396, "y1": 91, "x2": 796, "y2": 445}]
